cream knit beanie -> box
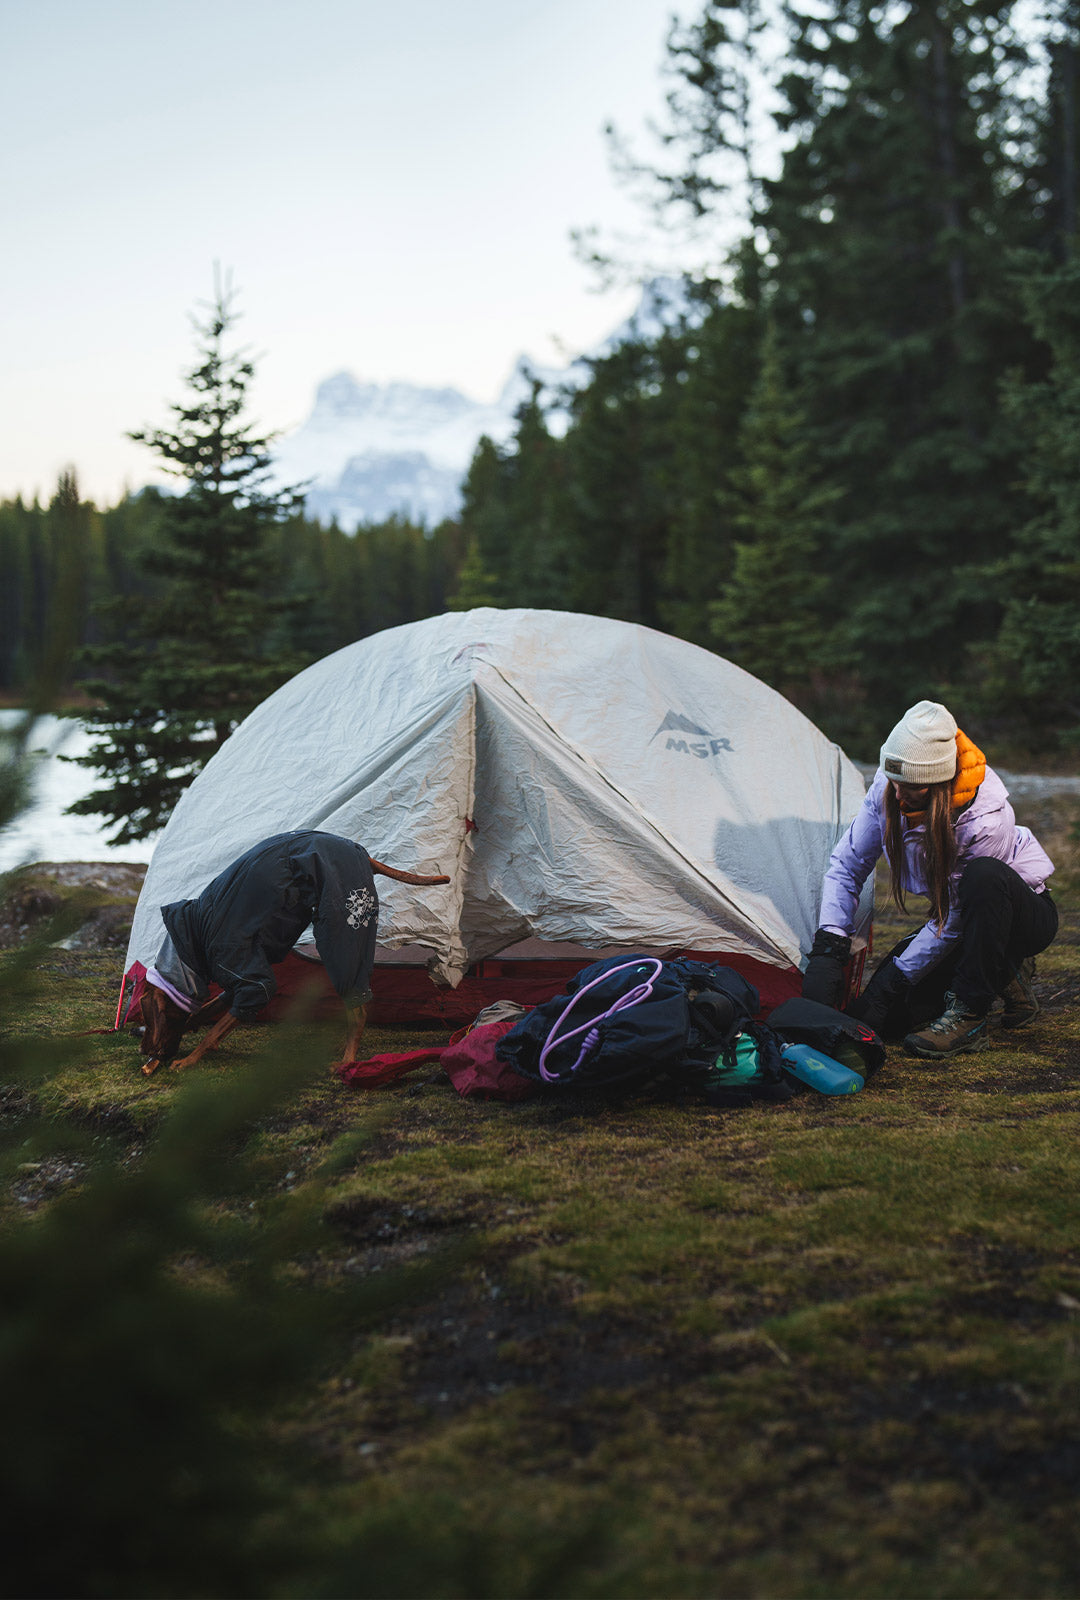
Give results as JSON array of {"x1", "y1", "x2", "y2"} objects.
[{"x1": 880, "y1": 701, "x2": 958, "y2": 785}]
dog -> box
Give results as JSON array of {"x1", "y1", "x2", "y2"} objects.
[{"x1": 136, "y1": 830, "x2": 449, "y2": 1076}]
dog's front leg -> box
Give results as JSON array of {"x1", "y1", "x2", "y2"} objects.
[
  {"x1": 336, "y1": 1003, "x2": 368, "y2": 1068},
  {"x1": 171, "y1": 1009, "x2": 241, "y2": 1071}
]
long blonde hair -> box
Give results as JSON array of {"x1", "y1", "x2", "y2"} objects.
[{"x1": 882, "y1": 779, "x2": 957, "y2": 931}]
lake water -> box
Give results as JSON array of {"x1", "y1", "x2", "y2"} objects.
[{"x1": 0, "y1": 713, "x2": 159, "y2": 871}]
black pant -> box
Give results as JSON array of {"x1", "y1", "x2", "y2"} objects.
[{"x1": 850, "y1": 858, "x2": 1058, "y2": 1039}]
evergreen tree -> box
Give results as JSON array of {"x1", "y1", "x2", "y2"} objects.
[
  {"x1": 559, "y1": 333, "x2": 684, "y2": 626},
  {"x1": 47, "y1": 471, "x2": 103, "y2": 674},
  {"x1": 0, "y1": 495, "x2": 37, "y2": 689},
  {"x1": 625, "y1": 0, "x2": 1052, "y2": 738},
  {"x1": 447, "y1": 536, "x2": 503, "y2": 609},
  {"x1": 977, "y1": 251, "x2": 1080, "y2": 749},
  {"x1": 709, "y1": 321, "x2": 844, "y2": 709},
  {"x1": 759, "y1": 1, "x2": 1040, "y2": 731},
  {"x1": 454, "y1": 434, "x2": 511, "y2": 604},
  {"x1": 0, "y1": 487, "x2": 162, "y2": 694},
  {"x1": 456, "y1": 307, "x2": 764, "y2": 641},
  {"x1": 0, "y1": 476, "x2": 92, "y2": 693},
  {"x1": 360, "y1": 514, "x2": 441, "y2": 630},
  {"x1": 1029, "y1": 2, "x2": 1080, "y2": 261},
  {"x1": 645, "y1": 0, "x2": 772, "y2": 251},
  {"x1": 95, "y1": 488, "x2": 166, "y2": 625},
  {"x1": 68, "y1": 277, "x2": 307, "y2": 842},
  {"x1": 658, "y1": 294, "x2": 761, "y2": 645},
  {"x1": 452, "y1": 394, "x2": 567, "y2": 612},
  {"x1": 496, "y1": 389, "x2": 568, "y2": 609}
]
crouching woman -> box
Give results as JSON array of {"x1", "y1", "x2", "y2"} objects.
[{"x1": 802, "y1": 701, "x2": 1057, "y2": 1060}]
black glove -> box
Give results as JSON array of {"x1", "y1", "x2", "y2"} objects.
[
  {"x1": 801, "y1": 928, "x2": 852, "y2": 1008},
  {"x1": 847, "y1": 958, "x2": 910, "y2": 1036}
]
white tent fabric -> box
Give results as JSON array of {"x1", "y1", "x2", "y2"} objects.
[{"x1": 126, "y1": 609, "x2": 870, "y2": 986}]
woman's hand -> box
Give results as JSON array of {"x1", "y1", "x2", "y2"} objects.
[
  {"x1": 801, "y1": 928, "x2": 852, "y2": 1008},
  {"x1": 847, "y1": 958, "x2": 910, "y2": 1034}
]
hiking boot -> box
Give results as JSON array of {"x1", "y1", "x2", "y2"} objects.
[
  {"x1": 903, "y1": 992, "x2": 990, "y2": 1060},
  {"x1": 1000, "y1": 957, "x2": 1039, "y2": 1029}
]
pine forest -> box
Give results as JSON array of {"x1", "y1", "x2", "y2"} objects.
[{"x1": 4, "y1": 2, "x2": 1079, "y2": 802}]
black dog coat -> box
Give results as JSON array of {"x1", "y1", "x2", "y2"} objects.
[{"x1": 162, "y1": 830, "x2": 379, "y2": 1021}]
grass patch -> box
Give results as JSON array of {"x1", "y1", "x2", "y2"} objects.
[{"x1": 3, "y1": 878, "x2": 1080, "y2": 1596}]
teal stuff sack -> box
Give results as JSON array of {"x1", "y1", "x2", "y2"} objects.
[
  {"x1": 708, "y1": 1032, "x2": 760, "y2": 1087},
  {"x1": 704, "y1": 1029, "x2": 794, "y2": 1107}
]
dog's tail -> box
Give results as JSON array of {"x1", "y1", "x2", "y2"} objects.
[{"x1": 369, "y1": 857, "x2": 450, "y2": 886}]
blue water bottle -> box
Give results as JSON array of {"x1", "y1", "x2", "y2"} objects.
[{"x1": 780, "y1": 1041, "x2": 864, "y2": 1095}]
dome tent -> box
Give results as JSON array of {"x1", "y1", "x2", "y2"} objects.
[{"x1": 124, "y1": 609, "x2": 871, "y2": 1024}]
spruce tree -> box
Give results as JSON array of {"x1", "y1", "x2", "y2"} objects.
[
  {"x1": 978, "y1": 252, "x2": 1080, "y2": 749},
  {"x1": 496, "y1": 389, "x2": 567, "y2": 609},
  {"x1": 559, "y1": 333, "x2": 682, "y2": 626},
  {"x1": 447, "y1": 536, "x2": 504, "y2": 609},
  {"x1": 1030, "y1": 3, "x2": 1080, "y2": 261},
  {"x1": 454, "y1": 434, "x2": 511, "y2": 605},
  {"x1": 625, "y1": 0, "x2": 1049, "y2": 737},
  {"x1": 658, "y1": 294, "x2": 761, "y2": 646},
  {"x1": 709, "y1": 321, "x2": 843, "y2": 709},
  {"x1": 759, "y1": 1, "x2": 1040, "y2": 729},
  {"x1": 452, "y1": 394, "x2": 567, "y2": 612},
  {"x1": 68, "y1": 278, "x2": 306, "y2": 842},
  {"x1": 461, "y1": 310, "x2": 762, "y2": 639}
]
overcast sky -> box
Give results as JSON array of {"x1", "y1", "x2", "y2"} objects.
[{"x1": 0, "y1": 0, "x2": 704, "y2": 506}]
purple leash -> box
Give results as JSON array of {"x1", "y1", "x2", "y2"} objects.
[{"x1": 538, "y1": 958, "x2": 665, "y2": 1083}]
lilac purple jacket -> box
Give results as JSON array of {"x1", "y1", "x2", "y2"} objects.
[{"x1": 820, "y1": 768, "x2": 1054, "y2": 980}]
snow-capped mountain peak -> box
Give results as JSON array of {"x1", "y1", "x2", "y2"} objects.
[
  {"x1": 309, "y1": 371, "x2": 480, "y2": 428},
  {"x1": 273, "y1": 278, "x2": 691, "y2": 531}
]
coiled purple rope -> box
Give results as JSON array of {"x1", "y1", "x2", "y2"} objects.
[{"x1": 537, "y1": 958, "x2": 665, "y2": 1083}]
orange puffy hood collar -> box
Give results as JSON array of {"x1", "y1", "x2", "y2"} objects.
[{"x1": 899, "y1": 730, "x2": 986, "y2": 822}]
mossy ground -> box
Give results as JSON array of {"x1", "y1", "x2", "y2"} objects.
[{"x1": 4, "y1": 849, "x2": 1080, "y2": 1597}]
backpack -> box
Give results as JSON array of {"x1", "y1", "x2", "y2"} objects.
[
  {"x1": 765, "y1": 997, "x2": 886, "y2": 1084},
  {"x1": 495, "y1": 953, "x2": 792, "y2": 1102}
]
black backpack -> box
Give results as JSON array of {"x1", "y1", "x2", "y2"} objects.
[
  {"x1": 495, "y1": 953, "x2": 791, "y2": 1101},
  {"x1": 765, "y1": 997, "x2": 886, "y2": 1083}
]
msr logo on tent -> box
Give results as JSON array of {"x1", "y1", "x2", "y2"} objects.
[{"x1": 651, "y1": 711, "x2": 734, "y2": 759}]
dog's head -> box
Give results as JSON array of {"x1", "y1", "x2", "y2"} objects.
[
  {"x1": 138, "y1": 988, "x2": 230, "y2": 1075},
  {"x1": 138, "y1": 985, "x2": 189, "y2": 1075}
]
